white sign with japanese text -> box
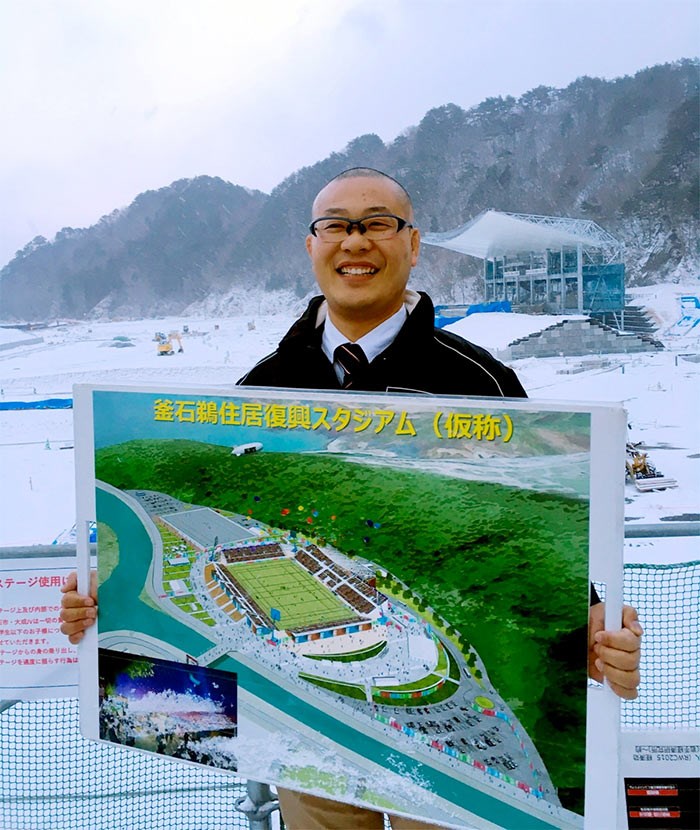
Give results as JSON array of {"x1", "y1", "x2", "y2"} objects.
[{"x1": 0, "y1": 555, "x2": 78, "y2": 699}]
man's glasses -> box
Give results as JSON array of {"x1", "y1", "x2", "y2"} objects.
[{"x1": 309, "y1": 213, "x2": 413, "y2": 242}]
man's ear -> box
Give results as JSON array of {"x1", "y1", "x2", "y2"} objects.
[
  {"x1": 305, "y1": 235, "x2": 313, "y2": 258},
  {"x1": 410, "y1": 228, "x2": 421, "y2": 267}
]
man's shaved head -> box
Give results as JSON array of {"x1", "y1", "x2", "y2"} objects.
[{"x1": 312, "y1": 167, "x2": 414, "y2": 221}]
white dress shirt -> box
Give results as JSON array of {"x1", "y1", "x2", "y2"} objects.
[{"x1": 320, "y1": 291, "x2": 420, "y2": 383}]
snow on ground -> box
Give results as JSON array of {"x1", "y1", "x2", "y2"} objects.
[
  {"x1": 446, "y1": 312, "x2": 587, "y2": 353},
  {"x1": 0, "y1": 326, "x2": 43, "y2": 348},
  {"x1": 0, "y1": 285, "x2": 698, "y2": 563},
  {"x1": 627, "y1": 280, "x2": 700, "y2": 333},
  {"x1": 1, "y1": 410, "x2": 75, "y2": 546},
  {"x1": 515, "y1": 350, "x2": 699, "y2": 530},
  {"x1": 0, "y1": 315, "x2": 292, "y2": 398},
  {"x1": 0, "y1": 314, "x2": 294, "y2": 546}
]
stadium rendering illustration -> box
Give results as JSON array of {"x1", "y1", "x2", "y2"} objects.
[{"x1": 97, "y1": 484, "x2": 563, "y2": 815}]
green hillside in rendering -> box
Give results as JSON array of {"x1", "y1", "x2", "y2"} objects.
[{"x1": 96, "y1": 438, "x2": 590, "y2": 806}]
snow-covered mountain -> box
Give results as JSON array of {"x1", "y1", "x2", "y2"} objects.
[{"x1": 1, "y1": 60, "x2": 697, "y2": 321}]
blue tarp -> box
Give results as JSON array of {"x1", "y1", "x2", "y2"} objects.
[
  {"x1": 435, "y1": 300, "x2": 512, "y2": 329},
  {"x1": 465, "y1": 300, "x2": 512, "y2": 316},
  {"x1": 0, "y1": 398, "x2": 73, "y2": 410}
]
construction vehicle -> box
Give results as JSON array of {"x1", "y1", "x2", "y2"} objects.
[
  {"x1": 625, "y1": 442, "x2": 678, "y2": 491},
  {"x1": 154, "y1": 331, "x2": 184, "y2": 355},
  {"x1": 154, "y1": 332, "x2": 174, "y2": 355}
]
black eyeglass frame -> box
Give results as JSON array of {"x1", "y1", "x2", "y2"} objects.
[{"x1": 308, "y1": 213, "x2": 413, "y2": 239}]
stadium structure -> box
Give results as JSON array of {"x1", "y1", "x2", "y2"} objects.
[
  {"x1": 209, "y1": 542, "x2": 379, "y2": 644},
  {"x1": 423, "y1": 209, "x2": 626, "y2": 323},
  {"x1": 156, "y1": 505, "x2": 381, "y2": 644}
]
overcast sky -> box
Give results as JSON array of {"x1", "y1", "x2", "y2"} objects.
[{"x1": 0, "y1": 0, "x2": 697, "y2": 267}]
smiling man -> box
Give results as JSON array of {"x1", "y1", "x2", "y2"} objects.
[
  {"x1": 238, "y1": 168, "x2": 527, "y2": 397},
  {"x1": 306, "y1": 173, "x2": 421, "y2": 338}
]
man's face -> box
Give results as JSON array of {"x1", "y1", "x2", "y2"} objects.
[{"x1": 305, "y1": 176, "x2": 420, "y2": 332}]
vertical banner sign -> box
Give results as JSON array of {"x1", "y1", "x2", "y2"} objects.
[{"x1": 75, "y1": 384, "x2": 625, "y2": 829}]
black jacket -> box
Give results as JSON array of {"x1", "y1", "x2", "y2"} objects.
[{"x1": 238, "y1": 292, "x2": 527, "y2": 399}]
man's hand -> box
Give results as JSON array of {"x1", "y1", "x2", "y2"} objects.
[
  {"x1": 588, "y1": 603, "x2": 643, "y2": 700},
  {"x1": 59, "y1": 570, "x2": 97, "y2": 644}
]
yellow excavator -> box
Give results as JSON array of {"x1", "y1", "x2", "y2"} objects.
[{"x1": 154, "y1": 331, "x2": 184, "y2": 355}]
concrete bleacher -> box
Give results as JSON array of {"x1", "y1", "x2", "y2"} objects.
[
  {"x1": 295, "y1": 546, "x2": 379, "y2": 617},
  {"x1": 503, "y1": 317, "x2": 664, "y2": 359},
  {"x1": 337, "y1": 583, "x2": 375, "y2": 614},
  {"x1": 591, "y1": 304, "x2": 659, "y2": 335},
  {"x1": 294, "y1": 549, "x2": 323, "y2": 573}
]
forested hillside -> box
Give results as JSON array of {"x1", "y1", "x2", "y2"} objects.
[{"x1": 1, "y1": 59, "x2": 697, "y2": 320}]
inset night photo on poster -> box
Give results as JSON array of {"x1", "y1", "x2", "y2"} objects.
[{"x1": 98, "y1": 649, "x2": 238, "y2": 770}]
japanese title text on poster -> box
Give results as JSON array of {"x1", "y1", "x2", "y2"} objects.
[{"x1": 154, "y1": 399, "x2": 514, "y2": 442}]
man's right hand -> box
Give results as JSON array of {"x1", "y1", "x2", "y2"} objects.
[{"x1": 59, "y1": 570, "x2": 97, "y2": 644}]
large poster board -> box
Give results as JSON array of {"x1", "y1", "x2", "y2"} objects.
[{"x1": 74, "y1": 384, "x2": 625, "y2": 828}]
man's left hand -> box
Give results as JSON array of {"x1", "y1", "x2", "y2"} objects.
[{"x1": 588, "y1": 603, "x2": 643, "y2": 700}]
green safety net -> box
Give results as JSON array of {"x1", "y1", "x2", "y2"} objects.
[
  {"x1": 620, "y1": 561, "x2": 699, "y2": 730},
  {"x1": 0, "y1": 698, "x2": 248, "y2": 830}
]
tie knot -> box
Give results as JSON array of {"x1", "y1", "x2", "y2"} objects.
[{"x1": 334, "y1": 342, "x2": 368, "y2": 388}]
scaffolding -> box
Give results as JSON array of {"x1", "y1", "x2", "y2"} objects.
[{"x1": 423, "y1": 210, "x2": 625, "y2": 315}]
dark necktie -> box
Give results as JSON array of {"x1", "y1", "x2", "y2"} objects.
[{"x1": 334, "y1": 342, "x2": 369, "y2": 389}]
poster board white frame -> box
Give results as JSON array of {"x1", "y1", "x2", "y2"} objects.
[{"x1": 74, "y1": 382, "x2": 626, "y2": 829}]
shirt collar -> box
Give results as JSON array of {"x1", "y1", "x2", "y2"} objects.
[{"x1": 320, "y1": 292, "x2": 419, "y2": 367}]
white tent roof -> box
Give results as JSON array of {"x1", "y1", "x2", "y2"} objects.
[{"x1": 422, "y1": 210, "x2": 620, "y2": 259}]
